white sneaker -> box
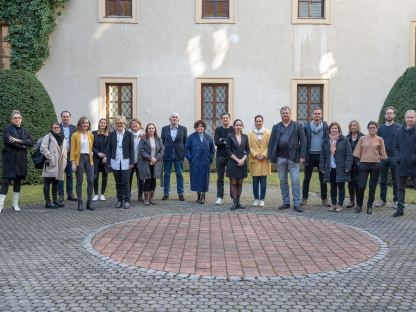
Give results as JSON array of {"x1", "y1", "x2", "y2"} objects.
[
  {"x1": 12, "y1": 192, "x2": 20, "y2": 211},
  {"x1": 215, "y1": 198, "x2": 223, "y2": 205},
  {"x1": 99, "y1": 194, "x2": 106, "y2": 201},
  {"x1": 259, "y1": 200, "x2": 265, "y2": 207},
  {"x1": 92, "y1": 195, "x2": 99, "y2": 201},
  {"x1": 253, "y1": 199, "x2": 260, "y2": 206}
]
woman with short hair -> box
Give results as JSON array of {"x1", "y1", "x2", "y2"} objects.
[
  {"x1": 185, "y1": 120, "x2": 215, "y2": 204},
  {"x1": 40, "y1": 122, "x2": 67, "y2": 208},
  {"x1": 0, "y1": 110, "x2": 34, "y2": 213},
  {"x1": 320, "y1": 122, "x2": 353, "y2": 212},
  {"x1": 71, "y1": 116, "x2": 95, "y2": 211},
  {"x1": 353, "y1": 121, "x2": 387, "y2": 214},
  {"x1": 92, "y1": 118, "x2": 109, "y2": 201},
  {"x1": 138, "y1": 123, "x2": 164, "y2": 206}
]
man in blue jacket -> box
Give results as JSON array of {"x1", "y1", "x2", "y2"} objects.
[
  {"x1": 268, "y1": 106, "x2": 307, "y2": 212},
  {"x1": 160, "y1": 112, "x2": 187, "y2": 201}
]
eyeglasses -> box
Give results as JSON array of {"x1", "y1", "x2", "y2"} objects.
[
  {"x1": 12, "y1": 116, "x2": 22, "y2": 119},
  {"x1": 52, "y1": 127, "x2": 60, "y2": 129}
]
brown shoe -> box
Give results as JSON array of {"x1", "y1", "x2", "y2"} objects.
[
  {"x1": 144, "y1": 192, "x2": 150, "y2": 206},
  {"x1": 178, "y1": 194, "x2": 185, "y2": 201},
  {"x1": 149, "y1": 191, "x2": 156, "y2": 205},
  {"x1": 162, "y1": 194, "x2": 169, "y2": 201},
  {"x1": 301, "y1": 198, "x2": 308, "y2": 206},
  {"x1": 322, "y1": 199, "x2": 331, "y2": 207}
]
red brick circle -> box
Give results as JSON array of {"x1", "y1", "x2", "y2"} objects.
[{"x1": 92, "y1": 214, "x2": 380, "y2": 277}]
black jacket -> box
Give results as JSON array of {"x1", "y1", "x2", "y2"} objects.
[
  {"x1": 107, "y1": 130, "x2": 135, "y2": 166},
  {"x1": 226, "y1": 133, "x2": 250, "y2": 179},
  {"x1": 160, "y1": 125, "x2": 187, "y2": 160},
  {"x1": 303, "y1": 121, "x2": 328, "y2": 165},
  {"x1": 319, "y1": 135, "x2": 353, "y2": 183},
  {"x1": 2, "y1": 124, "x2": 33, "y2": 178},
  {"x1": 268, "y1": 121, "x2": 307, "y2": 163},
  {"x1": 393, "y1": 126, "x2": 416, "y2": 177}
]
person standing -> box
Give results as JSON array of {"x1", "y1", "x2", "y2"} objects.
[
  {"x1": 92, "y1": 118, "x2": 109, "y2": 201},
  {"x1": 268, "y1": 106, "x2": 306, "y2": 212},
  {"x1": 346, "y1": 120, "x2": 364, "y2": 208},
  {"x1": 320, "y1": 122, "x2": 353, "y2": 212},
  {"x1": 302, "y1": 107, "x2": 329, "y2": 207},
  {"x1": 375, "y1": 106, "x2": 401, "y2": 208},
  {"x1": 108, "y1": 115, "x2": 135, "y2": 209},
  {"x1": 129, "y1": 119, "x2": 144, "y2": 202},
  {"x1": 248, "y1": 115, "x2": 271, "y2": 207},
  {"x1": 393, "y1": 110, "x2": 416, "y2": 217},
  {"x1": 353, "y1": 121, "x2": 387, "y2": 214},
  {"x1": 138, "y1": 123, "x2": 164, "y2": 206},
  {"x1": 40, "y1": 122, "x2": 67, "y2": 209},
  {"x1": 185, "y1": 120, "x2": 215, "y2": 204},
  {"x1": 226, "y1": 119, "x2": 250, "y2": 210},
  {"x1": 71, "y1": 117, "x2": 95, "y2": 211},
  {"x1": 58, "y1": 111, "x2": 77, "y2": 203},
  {"x1": 0, "y1": 110, "x2": 33, "y2": 213},
  {"x1": 161, "y1": 112, "x2": 187, "y2": 201},
  {"x1": 214, "y1": 112, "x2": 234, "y2": 205}
]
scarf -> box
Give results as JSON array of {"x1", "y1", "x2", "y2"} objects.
[
  {"x1": 51, "y1": 130, "x2": 64, "y2": 146},
  {"x1": 310, "y1": 121, "x2": 323, "y2": 134},
  {"x1": 253, "y1": 127, "x2": 265, "y2": 140},
  {"x1": 329, "y1": 134, "x2": 339, "y2": 155}
]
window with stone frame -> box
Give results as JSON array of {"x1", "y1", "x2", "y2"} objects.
[
  {"x1": 106, "y1": 83, "x2": 133, "y2": 129},
  {"x1": 0, "y1": 23, "x2": 11, "y2": 70},
  {"x1": 105, "y1": 0, "x2": 132, "y2": 17},
  {"x1": 201, "y1": 83, "x2": 229, "y2": 136},
  {"x1": 297, "y1": 84, "x2": 323, "y2": 125},
  {"x1": 298, "y1": 0, "x2": 325, "y2": 19},
  {"x1": 202, "y1": 0, "x2": 229, "y2": 18}
]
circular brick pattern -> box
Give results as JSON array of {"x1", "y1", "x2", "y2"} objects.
[{"x1": 92, "y1": 213, "x2": 380, "y2": 277}]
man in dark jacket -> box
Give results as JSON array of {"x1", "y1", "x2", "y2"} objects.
[
  {"x1": 160, "y1": 112, "x2": 187, "y2": 201},
  {"x1": 376, "y1": 106, "x2": 401, "y2": 208},
  {"x1": 58, "y1": 111, "x2": 77, "y2": 203},
  {"x1": 268, "y1": 106, "x2": 307, "y2": 212},
  {"x1": 302, "y1": 107, "x2": 329, "y2": 207},
  {"x1": 393, "y1": 110, "x2": 416, "y2": 217}
]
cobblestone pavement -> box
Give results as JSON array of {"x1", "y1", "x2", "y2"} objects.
[{"x1": 1, "y1": 184, "x2": 416, "y2": 311}]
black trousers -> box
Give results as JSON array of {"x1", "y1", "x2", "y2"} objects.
[
  {"x1": 43, "y1": 177, "x2": 58, "y2": 202},
  {"x1": 0, "y1": 177, "x2": 22, "y2": 194},
  {"x1": 216, "y1": 156, "x2": 228, "y2": 199},
  {"x1": 347, "y1": 161, "x2": 359, "y2": 201},
  {"x1": 379, "y1": 158, "x2": 398, "y2": 202},
  {"x1": 357, "y1": 162, "x2": 380, "y2": 208},
  {"x1": 329, "y1": 169, "x2": 345, "y2": 205},
  {"x1": 143, "y1": 165, "x2": 156, "y2": 192},
  {"x1": 130, "y1": 163, "x2": 144, "y2": 199},
  {"x1": 397, "y1": 176, "x2": 414, "y2": 209},
  {"x1": 113, "y1": 168, "x2": 131, "y2": 202},
  {"x1": 302, "y1": 154, "x2": 327, "y2": 200},
  {"x1": 93, "y1": 162, "x2": 108, "y2": 195}
]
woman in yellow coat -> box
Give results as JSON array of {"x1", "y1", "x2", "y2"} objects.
[{"x1": 248, "y1": 115, "x2": 271, "y2": 207}]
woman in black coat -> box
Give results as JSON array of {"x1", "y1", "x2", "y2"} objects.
[
  {"x1": 0, "y1": 110, "x2": 34, "y2": 213},
  {"x1": 320, "y1": 122, "x2": 353, "y2": 212},
  {"x1": 345, "y1": 120, "x2": 364, "y2": 208},
  {"x1": 226, "y1": 119, "x2": 250, "y2": 210},
  {"x1": 92, "y1": 118, "x2": 110, "y2": 202}
]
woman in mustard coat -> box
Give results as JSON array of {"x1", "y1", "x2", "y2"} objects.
[{"x1": 248, "y1": 115, "x2": 271, "y2": 207}]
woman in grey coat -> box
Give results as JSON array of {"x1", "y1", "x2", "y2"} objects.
[
  {"x1": 138, "y1": 123, "x2": 164, "y2": 205},
  {"x1": 320, "y1": 122, "x2": 353, "y2": 212},
  {"x1": 40, "y1": 122, "x2": 68, "y2": 208}
]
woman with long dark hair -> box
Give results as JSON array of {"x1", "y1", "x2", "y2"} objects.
[
  {"x1": 226, "y1": 119, "x2": 250, "y2": 210},
  {"x1": 0, "y1": 110, "x2": 33, "y2": 213},
  {"x1": 92, "y1": 118, "x2": 109, "y2": 201},
  {"x1": 138, "y1": 123, "x2": 164, "y2": 206}
]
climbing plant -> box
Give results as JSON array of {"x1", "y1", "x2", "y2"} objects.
[{"x1": 0, "y1": 0, "x2": 70, "y2": 73}]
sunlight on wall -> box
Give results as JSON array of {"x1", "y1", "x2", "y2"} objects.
[
  {"x1": 212, "y1": 29, "x2": 230, "y2": 69},
  {"x1": 93, "y1": 24, "x2": 111, "y2": 41},
  {"x1": 187, "y1": 35, "x2": 206, "y2": 77},
  {"x1": 320, "y1": 52, "x2": 338, "y2": 78}
]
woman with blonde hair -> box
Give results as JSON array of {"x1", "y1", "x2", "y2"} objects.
[
  {"x1": 346, "y1": 120, "x2": 364, "y2": 208},
  {"x1": 92, "y1": 118, "x2": 109, "y2": 201},
  {"x1": 71, "y1": 116, "x2": 95, "y2": 211}
]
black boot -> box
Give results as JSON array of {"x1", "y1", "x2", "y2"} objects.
[
  {"x1": 199, "y1": 193, "x2": 205, "y2": 204},
  {"x1": 52, "y1": 188, "x2": 64, "y2": 207},
  {"x1": 45, "y1": 201, "x2": 58, "y2": 209},
  {"x1": 196, "y1": 192, "x2": 201, "y2": 203},
  {"x1": 393, "y1": 203, "x2": 404, "y2": 217},
  {"x1": 237, "y1": 199, "x2": 245, "y2": 209},
  {"x1": 355, "y1": 206, "x2": 362, "y2": 213},
  {"x1": 230, "y1": 200, "x2": 238, "y2": 210},
  {"x1": 86, "y1": 201, "x2": 94, "y2": 210},
  {"x1": 346, "y1": 197, "x2": 355, "y2": 208},
  {"x1": 366, "y1": 205, "x2": 372, "y2": 214},
  {"x1": 77, "y1": 200, "x2": 84, "y2": 211}
]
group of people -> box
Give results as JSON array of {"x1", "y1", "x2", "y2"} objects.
[{"x1": 0, "y1": 106, "x2": 415, "y2": 218}]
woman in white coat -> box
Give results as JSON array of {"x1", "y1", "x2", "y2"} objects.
[{"x1": 40, "y1": 122, "x2": 67, "y2": 208}]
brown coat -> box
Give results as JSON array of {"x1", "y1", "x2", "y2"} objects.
[
  {"x1": 40, "y1": 134, "x2": 68, "y2": 180},
  {"x1": 248, "y1": 129, "x2": 272, "y2": 176}
]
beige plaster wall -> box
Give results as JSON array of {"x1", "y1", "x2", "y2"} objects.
[{"x1": 37, "y1": 0, "x2": 416, "y2": 132}]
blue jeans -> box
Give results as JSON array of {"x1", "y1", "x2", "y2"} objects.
[
  {"x1": 252, "y1": 176, "x2": 267, "y2": 200},
  {"x1": 163, "y1": 159, "x2": 184, "y2": 195},
  {"x1": 58, "y1": 152, "x2": 74, "y2": 198},
  {"x1": 277, "y1": 157, "x2": 301, "y2": 206}
]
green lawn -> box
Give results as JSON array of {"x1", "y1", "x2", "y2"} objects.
[{"x1": 4, "y1": 171, "x2": 416, "y2": 206}]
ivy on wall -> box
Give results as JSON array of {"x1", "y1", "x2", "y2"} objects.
[{"x1": 0, "y1": 0, "x2": 70, "y2": 73}]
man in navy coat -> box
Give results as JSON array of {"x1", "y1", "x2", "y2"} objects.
[{"x1": 160, "y1": 112, "x2": 188, "y2": 201}]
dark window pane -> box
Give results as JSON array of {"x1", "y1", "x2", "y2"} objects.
[
  {"x1": 106, "y1": 83, "x2": 133, "y2": 129},
  {"x1": 106, "y1": 0, "x2": 132, "y2": 17},
  {"x1": 298, "y1": 0, "x2": 324, "y2": 18},
  {"x1": 297, "y1": 84, "x2": 323, "y2": 124},
  {"x1": 202, "y1": 83, "x2": 229, "y2": 136},
  {"x1": 202, "y1": 0, "x2": 229, "y2": 18}
]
